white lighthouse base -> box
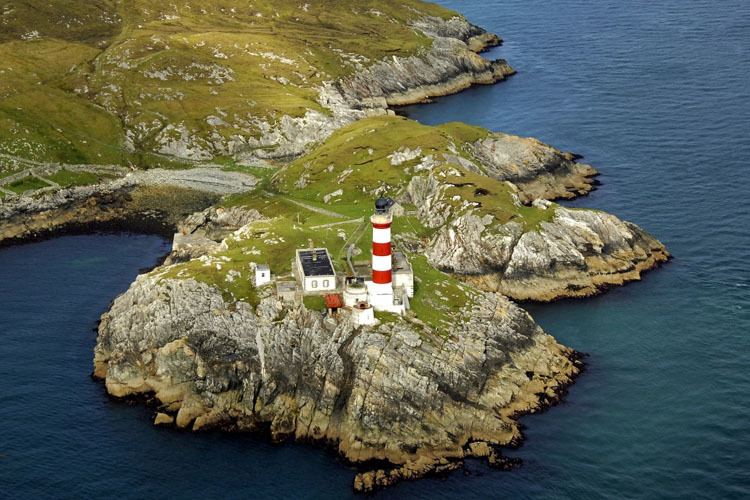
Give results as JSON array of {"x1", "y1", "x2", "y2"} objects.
[
  {"x1": 365, "y1": 281, "x2": 408, "y2": 315},
  {"x1": 351, "y1": 303, "x2": 377, "y2": 327}
]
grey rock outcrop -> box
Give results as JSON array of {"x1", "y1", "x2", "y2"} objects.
[
  {"x1": 166, "y1": 205, "x2": 267, "y2": 263},
  {"x1": 469, "y1": 133, "x2": 598, "y2": 202},
  {"x1": 410, "y1": 15, "x2": 493, "y2": 44},
  {"x1": 338, "y1": 35, "x2": 514, "y2": 109},
  {"x1": 424, "y1": 213, "x2": 524, "y2": 274},
  {"x1": 94, "y1": 275, "x2": 579, "y2": 491},
  {"x1": 177, "y1": 206, "x2": 266, "y2": 240},
  {"x1": 0, "y1": 168, "x2": 255, "y2": 245},
  {"x1": 426, "y1": 207, "x2": 669, "y2": 301}
]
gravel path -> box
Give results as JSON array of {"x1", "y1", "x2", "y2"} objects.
[
  {"x1": 263, "y1": 191, "x2": 349, "y2": 219},
  {"x1": 128, "y1": 168, "x2": 257, "y2": 194}
]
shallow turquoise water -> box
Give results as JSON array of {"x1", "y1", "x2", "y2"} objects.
[{"x1": 2, "y1": 0, "x2": 749, "y2": 497}]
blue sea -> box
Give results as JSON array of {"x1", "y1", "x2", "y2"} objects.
[{"x1": 1, "y1": 0, "x2": 749, "y2": 497}]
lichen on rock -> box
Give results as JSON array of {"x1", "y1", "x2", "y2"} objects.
[
  {"x1": 0, "y1": 1, "x2": 671, "y2": 493},
  {"x1": 94, "y1": 274, "x2": 580, "y2": 491}
]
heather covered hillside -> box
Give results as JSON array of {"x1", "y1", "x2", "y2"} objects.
[{"x1": 0, "y1": 0, "x2": 472, "y2": 169}]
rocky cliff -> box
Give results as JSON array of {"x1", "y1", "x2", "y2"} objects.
[
  {"x1": 338, "y1": 17, "x2": 514, "y2": 109},
  {"x1": 468, "y1": 133, "x2": 598, "y2": 202},
  {"x1": 425, "y1": 205, "x2": 669, "y2": 301},
  {"x1": 94, "y1": 274, "x2": 580, "y2": 492},
  {"x1": 0, "y1": 1, "x2": 671, "y2": 493},
  {"x1": 0, "y1": 169, "x2": 255, "y2": 245}
]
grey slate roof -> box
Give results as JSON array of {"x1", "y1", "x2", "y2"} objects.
[{"x1": 297, "y1": 249, "x2": 335, "y2": 276}]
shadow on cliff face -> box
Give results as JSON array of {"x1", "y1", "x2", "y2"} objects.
[{"x1": 0, "y1": 185, "x2": 220, "y2": 249}]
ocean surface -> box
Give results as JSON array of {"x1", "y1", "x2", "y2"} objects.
[{"x1": 2, "y1": 0, "x2": 749, "y2": 497}]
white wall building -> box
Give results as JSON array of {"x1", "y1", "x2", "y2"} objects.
[
  {"x1": 351, "y1": 301, "x2": 377, "y2": 326},
  {"x1": 255, "y1": 264, "x2": 271, "y2": 287},
  {"x1": 393, "y1": 251, "x2": 414, "y2": 298},
  {"x1": 294, "y1": 248, "x2": 337, "y2": 294}
]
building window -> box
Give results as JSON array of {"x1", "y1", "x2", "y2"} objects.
[
  {"x1": 311, "y1": 280, "x2": 318, "y2": 289},
  {"x1": 323, "y1": 279, "x2": 329, "y2": 288}
]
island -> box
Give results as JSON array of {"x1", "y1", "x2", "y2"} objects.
[{"x1": 0, "y1": 0, "x2": 668, "y2": 492}]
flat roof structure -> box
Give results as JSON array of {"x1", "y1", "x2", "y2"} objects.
[
  {"x1": 276, "y1": 280, "x2": 297, "y2": 294},
  {"x1": 296, "y1": 248, "x2": 335, "y2": 277},
  {"x1": 393, "y1": 251, "x2": 412, "y2": 274}
]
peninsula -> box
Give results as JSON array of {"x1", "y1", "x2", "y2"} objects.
[{"x1": 0, "y1": 0, "x2": 668, "y2": 492}]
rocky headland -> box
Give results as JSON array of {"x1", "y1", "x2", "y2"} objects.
[
  {"x1": 94, "y1": 270, "x2": 581, "y2": 492},
  {"x1": 0, "y1": 0, "x2": 669, "y2": 493},
  {"x1": 86, "y1": 112, "x2": 667, "y2": 491},
  {"x1": 424, "y1": 205, "x2": 669, "y2": 302}
]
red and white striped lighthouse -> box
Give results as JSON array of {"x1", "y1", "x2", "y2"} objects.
[{"x1": 370, "y1": 198, "x2": 393, "y2": 292}]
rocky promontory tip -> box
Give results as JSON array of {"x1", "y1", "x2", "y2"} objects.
[
  {"x1": 94, "y1": 275, "x2": 580, "y2": 492},
  {"x1": 427, "y1": 206, "x2": 670, "y2": 302}
]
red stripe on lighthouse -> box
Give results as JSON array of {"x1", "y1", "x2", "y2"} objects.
[
  {"x1": 372, "y1": 269, "x2": 392, "y2": 284},
  {"x1": 372, "y1": 242, "x2": 391, "y2": 256},
  {"x1": 372, "y1": 222, "x2": 392, "y2": 229}
]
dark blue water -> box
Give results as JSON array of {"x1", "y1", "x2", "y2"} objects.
[
  {"x1": 2, "y1": 0, "x2": 749, "y2": 497},
  {"x1": 0, "y1": 235, "x2": 357, "y2": 498},
  {"x1": 402, "y1": 0, "x2": 750, "y2": 497}
]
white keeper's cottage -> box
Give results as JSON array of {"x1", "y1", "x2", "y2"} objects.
[{"x1": 294, "y1": 248, "x2": 337, "y2": 294}]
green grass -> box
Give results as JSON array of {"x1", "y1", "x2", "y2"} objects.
[
  {"x1": 275, "y1": 116, "x2": 452, "y2": 204},
  {"x1": 158, "y1": 255, "x2": 258, "y2": 307},
  {"x1": 0, "y1": 168, "x2": 24, "y2": 180},
  {"x1": 0, "y1": 1, "x2": 121, "y2": 45},
  {"x1": 374, "y1": 311, "x2": 401, "y2": 324},
  {"x1": 0, "y1": 38, "x2": 129, "y2": 164},
  {"x1": 46, "y1": 169, "x2": 113, "y2": 188},
  {"x1": 409, "y1": 255, "x2": 479, "y2": 332},
  {"x1": 0, "y1": 0, "x2": 464, "y2": 165},
  {"x1": 303, "y1": 295, "x2": 326, "y2": 311},
  {"x1": 273, "y1": 116, "x2": 492, "y2": 207},
  {"x1": 5, "y1": 176, "x2": 50, "y2": 194},
  {"x1": 222, "y1": 191, "x2": 347, "y2": 227},
  {"x1": 275, "y1": 115, "x2": 555, "y2": 232}
]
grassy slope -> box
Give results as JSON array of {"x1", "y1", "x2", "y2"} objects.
[
  {"x1": 5, "y1": 175, "x2": 50, "y2": 194},
  {"x1": 161, "y1": 116, "x2": 557, "y2": 331},
  {"x1": 273, "y1": 115, "x2": 556, "y2": 229},
  {"x1": 0, "y1": 0, "x2": 457, "y2": 169},
  {"x1": 1, "y1": 2, "x2": 558, "y2": 332}
]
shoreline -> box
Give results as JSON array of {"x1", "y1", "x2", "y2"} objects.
[
  {"x1": 0, "y1": 7, "x2": 669, "y2": 495},
  {"x1": 92, "y1": 269, "x2": 585, "y2": 493}
]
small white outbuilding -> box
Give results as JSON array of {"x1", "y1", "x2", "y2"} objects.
[{"x1": 255, "y1": 264, "x2": 271, "y2": 287}]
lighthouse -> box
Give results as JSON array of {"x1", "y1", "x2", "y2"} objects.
[
  {"x1": 363, "y1": 198, "x2": 410, "y2": 314},
  {"x1": 370, "y1": 198, "x2": 393, "y2": 295}
]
